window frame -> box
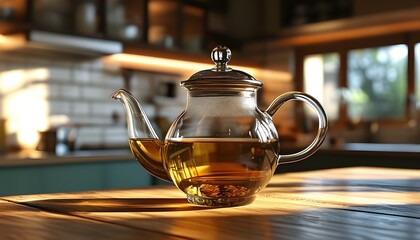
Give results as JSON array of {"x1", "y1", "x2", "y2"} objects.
[{"x1": 294, "y1": 32, "x2": 419, "y2": 128}]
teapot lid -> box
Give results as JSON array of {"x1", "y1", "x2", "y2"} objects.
[{"x1": 181, "y1": 46, "x2": 263, "y2": 89}]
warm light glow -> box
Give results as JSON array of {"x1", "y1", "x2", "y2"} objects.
[
  {"x1": 304, "y1": 55, "x2": 324, "y2": 118},
  {"x1": 103, "y1": 53, "x2": 292, "y2": 82},
  {"x1": 4, "y1": 89, "x2": 50, "y2": 148},
  {"x1": 104, "y1": 53, "x2": 212, "y2": 78},
  {"x1": 28, "y1": 68, "x2": 50, "y2": 81},
  {"x1": 0, "y1": 68, "x2": 50, "y2": 149},
  {"x1": 0, "y1": 69, "x2": 26, "y2": 93},
  {"x1": 254, "y1": 68, "x2": 292, "y2": 82},
  {"x1": 0, "y1": 68, "x2": 49, "y2": 93},
  {"x1": 0, "y1": 34, "x2": 26, "y2": 50},
  {"x1": 304, "y1": 55, "x2": 324, "y2": 101}
]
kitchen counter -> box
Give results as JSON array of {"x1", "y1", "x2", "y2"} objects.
[
  {"x1": 283, "y1": 141, "x2": 420, "y2": 154},
  {"x1": 0, "y1": 167, "x2": 419, "y2": 239},
  {"x1": 277, "y1": 142, "x2": 420, "y2": 173},
  {"x1": 327, "y1": 142, "x2": 420, "y2": 154},
  {"x1": 0, "y1": 149, "x2": 133, "y2": 167}
]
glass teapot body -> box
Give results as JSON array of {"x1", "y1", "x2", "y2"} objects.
[{"x1": 163, "y1": 89, "x2": 279, "y2": 206}]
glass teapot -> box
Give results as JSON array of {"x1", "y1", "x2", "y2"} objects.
[{"x1": 111, "y1": 46, "x2": 328, "y2": 207}]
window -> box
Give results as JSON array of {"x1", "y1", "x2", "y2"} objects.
[
  {"x1": 300, "y1": 38, "x2": 412, "y2": 129},
  {"x1": 346, "y1": 45, "x2": 407, "y2": 121}
]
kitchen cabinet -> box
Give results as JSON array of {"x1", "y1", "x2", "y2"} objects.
[
  {"x1": 105, "y1": 0, "x2": 146, "y2": 42},
  {"x1": 0, "y1": 0, "x2": 211, "y2": 53},
  {"x1": 280, "y1": 0, "x2": 352, "y2": 27},
  {"x1": 147, "y1": 0, "x2": 207, "y2": 52},
  {"x1": 0, "y1": 159, "x2": 153, "y2": 196},
  {"x1": 31, "y1": 0, "x2": 147, "y2": 41}
]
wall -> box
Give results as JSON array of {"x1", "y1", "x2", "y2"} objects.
[
  {"x1": 225, "y1": 0, "x2": 280, "y2": 41},
  {"x1": 0, "y1": 52, "x2": 182, "y2": 151}
]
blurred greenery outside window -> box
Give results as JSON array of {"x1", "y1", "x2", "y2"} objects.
[
  {"x1": 347, "y1": 45, "x2": 407, "y2": 121},
  {"x1": 303, "y1": 44, "x2": 408, "y2": 123}
]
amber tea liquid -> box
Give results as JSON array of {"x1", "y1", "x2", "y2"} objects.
[
  {"x1": 163, "y1": 138, "x2": 279, "y2": 206},
  {"x1": 129, "y1": 138, "x2": 170, "y2": 181}
]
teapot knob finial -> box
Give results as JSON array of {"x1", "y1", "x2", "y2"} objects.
[{"x1": 211, "y1": 45, "x2": 231, "y2": 71}]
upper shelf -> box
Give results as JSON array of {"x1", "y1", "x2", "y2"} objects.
[{"x1": 247, "y1": 6, "x2": 420, "y2": 48}]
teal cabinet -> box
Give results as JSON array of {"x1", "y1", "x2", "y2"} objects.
[{"x1": 0, "y1": 160, "x2": 152, "y2": 196}]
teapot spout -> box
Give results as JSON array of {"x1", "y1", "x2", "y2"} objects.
[{"x1": 111, "y1": 89, "x2": 171, "y2": 182}]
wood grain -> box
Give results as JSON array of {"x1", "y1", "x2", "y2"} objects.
[
  {"x1": 0, "y1": 199, "x2": 184, "y2": 239},
  {"x1": 2, "y1": 167, "x2": 420, "y2": 239}
]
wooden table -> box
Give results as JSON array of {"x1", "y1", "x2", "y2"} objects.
[{"x1": 1, "y1": 167, "x2": 419, "y2": 239}]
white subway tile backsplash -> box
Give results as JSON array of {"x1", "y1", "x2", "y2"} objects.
[
  {"x1": 89, "y1": 70, "x2": 106, "y2": 85},
  {"x1": 105, "y1": 72, "x2": 123, "y2": 82},
  {"x1": 91, "y1": 102, "x2": 120, "y2": 116},
  {"x1": 104, "y1": 126, "x2": 127, "y2": 135},
  {"x1": 78, "y1": 126, "x2": 103, "y2": 136},
  {"x1": 87, "y1": 59, "x2": 104, "y2": 70},
  {"x1": 73, "y1": 68, "x2": 91, "y2": 84},
  {"x1": 67, "y1": 116, "x2": 90, "y2": 125},
  {"x1": 104, "y1": 126, "x2": 128, "y2": 145},
  {"x1": 75, "y1": 125, "x2": 129, "y2": 147},
  {"x1": 91, "y1": 73, "x2": 124, "y2": 90},
  {"x1": 49, "y1": 66, "x2": 72, "y2": 81},
  {"x1": 49, "y1": 101, "x2": 72, "y2": 115},
  {"x1": 71, "y1": 114, "x2": 118, "y2": 126},
  {"x1": 59, "y1": 85, "x2": 81, "y2": 99},
  {"x1": 75, "y1": 60, "x2": 95, "y2": 70},
  {"x1": 101, "y1": 76, "x2": 124, "y2": 89},
  {"x1": 104, "y1": 133, "x2": 128, "y2": 145},
  {"x1": 47, "y1": 84, "x2": 60, "y2": 98},
  {"x1": 81, "y1": 86, "x2": 108, "y2": 100},
  {"x1": 71, "y1": 101, "x2": 91, "y2": 115},
  {"x1": 69, "y1": 116, "x2": 109, "y2": 125},
  {"x1": 76, "y1": 128, "x2": 103, "y2": 148}
]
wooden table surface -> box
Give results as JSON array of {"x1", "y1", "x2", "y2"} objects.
[{"x1": 1, "y1": 167, "x2": 419, "y2": 240}]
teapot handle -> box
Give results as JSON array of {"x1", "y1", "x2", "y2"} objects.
[{"x1": 265, "y1": 92, "x2": 328, "y2": 164}]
